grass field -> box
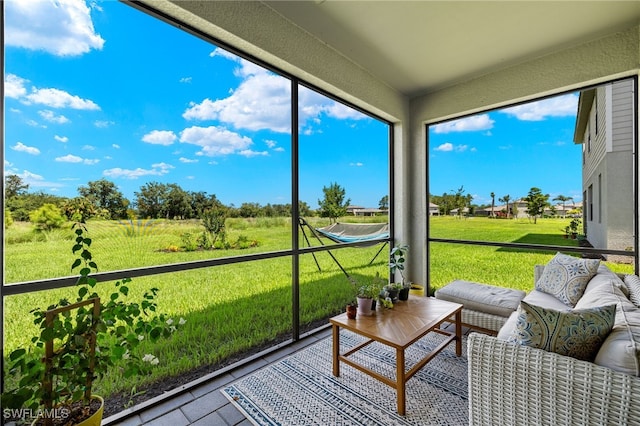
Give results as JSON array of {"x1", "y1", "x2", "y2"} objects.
[{"x1": 3, "y1": 215, "x2": 634, "y2": 405}]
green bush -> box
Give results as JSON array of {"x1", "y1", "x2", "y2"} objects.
[
  {"x1": 4, "y1": 208, "x2": 13, "y2": 229},
  {"x1": 29, "y1": 203, "x2": 65, "y2": 231}
]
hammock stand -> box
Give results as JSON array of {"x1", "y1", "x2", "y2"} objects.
[{"x1": 298, "y1": 218, "x2": 389, "y2": 277}]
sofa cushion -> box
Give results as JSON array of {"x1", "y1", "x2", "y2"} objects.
[
  {"x1": 575, "y1": 278, "x2": 640, "y2": 376},
  {"x1": 508, "y1": 300, "x2": 615, "y2": 361},
  {"x1": 434, "y1": 279, "x2": 526, "y2": 317},
  {"x1": 624, "y1": 274, "x2": 640, "y2": 308},
  {"x1": 535, "y1": 252, "x2": 600, "y2": 307}
]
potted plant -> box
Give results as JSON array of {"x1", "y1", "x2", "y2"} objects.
[
  {"x1": 1, "y1": 223, "x2": 184, "y2": 426},
  {"x1": 390, "y1": 244, "x2": 413, "y2": 300},
  {"x1": 348, "y1": 272, "x2": 385, "y2": 317}
]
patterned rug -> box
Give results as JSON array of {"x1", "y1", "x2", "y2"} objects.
[{"x1": 221, "y1": 330, "x2": 468, "y2": 425}]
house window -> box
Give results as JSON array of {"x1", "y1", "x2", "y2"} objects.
[
  {"x1": 588, "y1": 184, "x2": 594, "y2": 221},
  {"x1": 598, "y1": 174, "x2": 602, "y2": 223}
]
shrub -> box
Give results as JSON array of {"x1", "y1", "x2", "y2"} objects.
[{"x1": 29, "y1": 203, "x2": 65, "y2": 231}]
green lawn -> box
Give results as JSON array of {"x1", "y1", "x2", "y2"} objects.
[{"x1": 3, "y1": 215, "x2": 634, "y2": 404}]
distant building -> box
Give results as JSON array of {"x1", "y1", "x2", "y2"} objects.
[
  {"x1": 346, "y1": 205, "x2": 385, "y2": 216},
  {"x1": 429, "y1": 202, "x2": 440, "y2": 216}
]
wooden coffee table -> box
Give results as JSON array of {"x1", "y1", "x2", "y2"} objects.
[{"x1": 330, "y1": 296, "x2": 463, "y2": 415}]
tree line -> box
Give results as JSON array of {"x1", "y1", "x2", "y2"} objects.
[
  {"x1": 4, "y1": 176, "x2": 386, "y2": 229},
  {"x1": 431, "y1": 186, "x2": 577, "y2": 222}
]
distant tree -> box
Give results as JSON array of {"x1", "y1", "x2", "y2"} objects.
[
  {"x1": 135, "y1": 182, "x2": 169, "y2": 219},
  {"x1": 299, "y1": 201, "x2": 312, "y2": 217},
  {"x1": 318, "y1": 182, "x2": 350, "y2": 223},
  {"x1": 78, "y1": 178, "x2": 129, "y2": 219},
  {"x1": 379, "y1": 195, "x2": 389, "y2": 211},
  {"x1": 490, "y1": 192, "x2": 496, "y2": 218},
  {"x1": 5, "y1": 174, "x2": 29, "y2": 198},
  {"x1": 499, "y1": 194, "x2": 512, "y2": 219},
  {"x1": 6, "y1": 192, "x2": 65, "y2": 222},
  {"x1": 451, "y1": 186, "x2": 468, "y2": 218},
  {"x1": 238, "y1": 202, "x2": 262, "y2": 218},
  {"x1": 61, "y1": 197, "x2": 96, "y2": 222},
  {"x1": 525, "y1": 187, "x2": 550, "y2": 224},
  {"x1": 553, "y1": 194, "x2": 573, "y2": 218},
  {"x1": 29, "y1": 203, "x2": 65, "y2": 231},
  {"x1": 163, "y1": 184, "x2": 192, "y2": 219},
  {"x1": 189, "y1": 191, "x2": 223, "y2": 218}
]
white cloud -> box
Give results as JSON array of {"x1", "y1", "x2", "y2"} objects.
[
  {"x1": 94, "y1": 120, "x2": 114, "y2": 128},
  {"x1": 238, "y1": 150, "x2": 268, "y2": 157},
  {"x1": 5, "y1": 74, "x2": 28, "y2": 98},
  {"x1": 82, "y1": 145, "x2": 95, "y2": 150},
  {"x1": 501, "y1": 94, "x2": 578, "y2": 121},
  {"x1": 25, "y1": 87, "x2": 100, "y2": 110},
  {"x1": 5, "y1": 0, "x2": 104, "y2": 56},
  {"x1": 39, "y1": 109, "x2": 69, "y2": 124},
  {"x1": 55, "y1": 154, "x2": 99, "y2": 165},
  {"x1": 54, "y1": 135, "x2": 69, "y2": 143},
  {"x1": 434, "y1": 143, "x2": 470, "y2": 153},
  {"x1": 12, "y1": 142, "x2": 40, "y2": 155},
  {"x1": 183, "y1": 73, "x2": 292, "y2": 133},
  {"x1": 103, "y1": 163, "x2": 174, "y2": 180},
  {"x1": 112, "y1": 144, "x2": 120, "y2": 149},
  {"x1": 265, "y1": 140, "x2": 277, "y2": 148},
  {"x1": 56, "y1": 154, "x2": 83, "y2": 163},
  {"x1": 435, "y1": 143, "x2": 453, "y2": 152},
  {"x1": 142, "y1": 130, "x2": 177, "y2": 146},
  {"x1": 432, "y1": 114, "x2": 494, "y2": 134},
  {"x1": 185, "y1": 54, "x2": 368, "y2": 134},
  {"x1": 179, "y1": 77, "x2": 192, "y2": 83},
  {"x1": 350, "y1": 162, "x2": 364, "y2": 167},
  {"x1": 179, "y1": 157, "x2": 198, "y2": 163},
  {"x1": 180, "y1": 125, "x2": 253, "y2": 156}
]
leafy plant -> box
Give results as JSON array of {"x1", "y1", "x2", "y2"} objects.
[
  {"x1": 389, "y1": 244, "x2": 410, "y2": 287},
  {"x1": 348, "y1": 272, "x2": 385, "y2": 300},
  {"x1": 1, "y1": 223, "x2": 184, "y2": 425}
]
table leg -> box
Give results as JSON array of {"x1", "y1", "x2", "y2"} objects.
[
  {"x1": 332, "y1": 324, "x2": 340, "y2": 377},
  {"x1": 396, "y1": 348, "x2": 406, "y2": 415},
  {"x1": 455, "y1": 309, "x2": 462, "y2": 356}
]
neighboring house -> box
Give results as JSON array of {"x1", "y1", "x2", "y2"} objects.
[
  {"x1": 346, "y1": 206, "x2": 385, "y2": 216},
  {"x1": 429, "y1": 203, "x2": 440, "y2": 216},
  {"x1": 574, "y1": 80, "x2": 635, "y2": 261}
]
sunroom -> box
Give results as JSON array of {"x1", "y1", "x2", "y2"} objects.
[{"x1": 3, "y1": 1, "x2": 640, "y2": 425}]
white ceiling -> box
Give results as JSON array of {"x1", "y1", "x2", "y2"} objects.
[{"x1": 264, "y1": 1, "x2": 640, "y2": 97}]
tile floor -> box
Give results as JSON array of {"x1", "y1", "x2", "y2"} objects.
[
  {"x1": 104, "y1": 321, "x2": 469, "y2": 426},
  {"x1": 104, "y1": 328, "x2": 333, "y2": 426}
]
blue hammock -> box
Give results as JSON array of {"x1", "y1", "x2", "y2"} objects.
[{"x1": 315, "y1": 222, "x2": 389, "y2": 245}]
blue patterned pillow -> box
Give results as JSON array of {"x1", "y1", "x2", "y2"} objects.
[
  {"x1": 509, "y1": 301, "x2": 616, "y2": 361},
  {"x1": 535, "y1": 252, "x2": 600, "y2": 307},
  {"x1": 624, "y1": 274, "x2": 640, "y2": 308}
]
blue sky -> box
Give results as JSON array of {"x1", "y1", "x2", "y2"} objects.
[
  {"x1": 4, "y1": 0, "x2": 581, "y2": 210},
  {"x1": 429, "y1": 95, "x2": 582, "y2": 206}
]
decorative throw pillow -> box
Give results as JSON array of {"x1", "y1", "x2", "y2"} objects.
[
  {"x1": 535, "y1": 252, "x2": 600, "y2": 307},
  {"x1": 624, "y1": 274, "x2": 640, "y2": 308},
  {"x1": 509, "y1": 301, "x2": 616, "y2": 361}
]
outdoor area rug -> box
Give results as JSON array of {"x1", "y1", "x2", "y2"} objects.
[{"x1": 221, "y1": 330, "x2": 468, "y2": 425}]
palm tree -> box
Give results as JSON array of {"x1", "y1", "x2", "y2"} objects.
[
  {"x1": 553, "y1": 194, "x2": 573, "y2": 218},
  {"x1": 499, "y1": 194, "x2": 511, "y2": 218},
  {"x1": 490, "y1": 192, "x2": 495, "y2": 218}
]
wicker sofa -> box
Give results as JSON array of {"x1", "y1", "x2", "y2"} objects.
[{"x1": 467, "y1": 260, "x2": 640, "y2": 426}]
